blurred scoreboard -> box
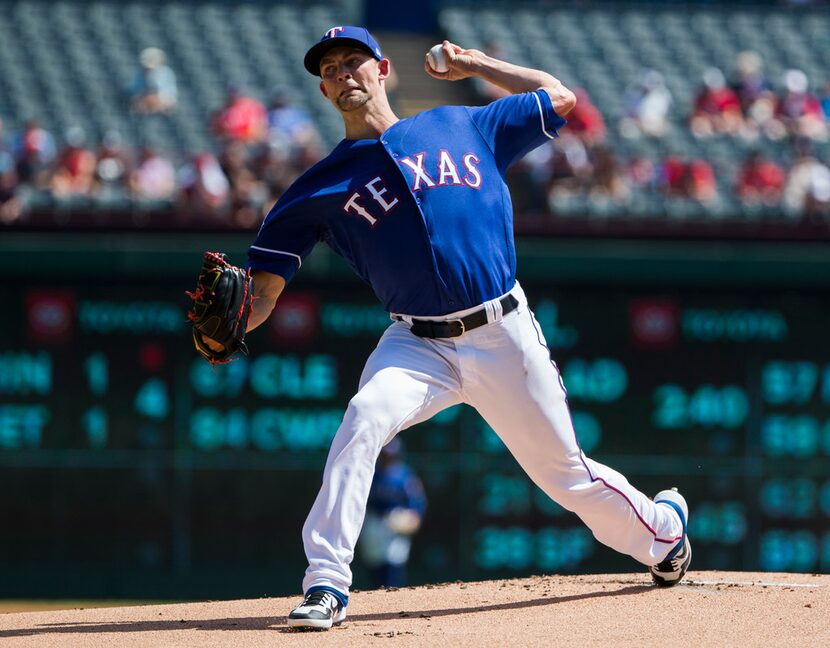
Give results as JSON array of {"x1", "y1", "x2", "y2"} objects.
[{"x1": 2, "y1": 274, "x2": 830, "y2": 596}]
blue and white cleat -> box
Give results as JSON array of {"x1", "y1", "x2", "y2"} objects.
[
  {"x1": 288, "y1": 590, "x2": 347, "y2": 630},
  {"x1": 649, "y1": 487, "x2": 692, "y2": 587}
]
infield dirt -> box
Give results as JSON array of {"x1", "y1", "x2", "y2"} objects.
[{"x1": 0, "y1": 571, "x2": 827, "y2": 647}]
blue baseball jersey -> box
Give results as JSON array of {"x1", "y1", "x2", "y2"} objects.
[
  {"x1": 248, "y1": 89, "x2": 566, "y2": 316},
  {"x1": 367, "y1": 461, "x2": 427, "y2": 517}
]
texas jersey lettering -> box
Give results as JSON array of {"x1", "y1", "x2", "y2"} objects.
[
  {"x1": 342, "y1": 152, "x2": 479, "y2": 226},
  {"x1": 397, "y1": 150, "x2": 482, "y2": 191}
]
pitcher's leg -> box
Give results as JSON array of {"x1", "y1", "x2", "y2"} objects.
[
  {"x1": 465, "y1": 307, "x2": 684, "y2": 566},
  {"x1": 302, "y1": 325, "x2": 462, "y2": 595}
]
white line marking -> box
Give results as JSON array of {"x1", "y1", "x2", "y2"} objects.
[{"x1": 687, "y1": 579, "x2": 824, "y2": 588}]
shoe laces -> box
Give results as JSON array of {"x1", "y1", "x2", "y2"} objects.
[{"x1": 305, "y1": 591, "x2": 335, "y2": 607}]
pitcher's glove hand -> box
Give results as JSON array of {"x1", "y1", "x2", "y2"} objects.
[{"x1": 186, "y1": 251, "x2": 254, "y2": 365}]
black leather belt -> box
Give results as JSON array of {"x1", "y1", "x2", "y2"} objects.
[{"x1": 395, "y1": 294, "x2": 520, "y2": 338}]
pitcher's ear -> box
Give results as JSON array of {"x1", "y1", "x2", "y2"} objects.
[{"x1": 378, "y1": 58, "x2": 391, "y2": 80}]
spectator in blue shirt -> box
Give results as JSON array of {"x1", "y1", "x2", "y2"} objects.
[
  {"x1": 820, "y1": 80, "x2": 830, "y2": 121},
  {"x1": 130, "y1": 47, "x2": 178, "y2": 114},
  {"x1": 266, "y1": 86, "x2": 322, "y2": 158}
]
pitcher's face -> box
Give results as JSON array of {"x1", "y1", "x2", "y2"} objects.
[{"x1": 319, "y1": 47, "x2": 388, "y2": 113}]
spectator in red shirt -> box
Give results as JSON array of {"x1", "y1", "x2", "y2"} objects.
[
  {"x1": 48, "y1": 126, "x2": 98, "y2": 197},
  {"x1": 565, "y1": 89, "x2": 606, "y2": 145},
  {"x1": 735, "y1": 151, "x2": 784, "y2": 205},
  {"x1": 690, "y1": 68, "x2": 743, "y2": 137},
  {"x1": 660, "y1": 155, "x2": 717, "y2": 202},
  {"x1": 661, "y1": 155, "x2": 687, "y2": 195},
  {"x1": 687, "y1": 159, "x2": 717, "y2": 202},
  {"x1": 211, "y1": 84, "x2": 268, "y2": 145}
]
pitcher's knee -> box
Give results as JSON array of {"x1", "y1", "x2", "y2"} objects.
[{"x1": 340, "y1": 392, "x2": 396, "y2": 454}]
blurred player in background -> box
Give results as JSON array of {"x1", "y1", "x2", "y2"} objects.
[{"x1": 358, "y1": 438, "x2": 426, "y2": 588}]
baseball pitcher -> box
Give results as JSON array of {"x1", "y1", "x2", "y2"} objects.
[{"x1": 189, "y1": 26, "x2": 691, "y2": 630}]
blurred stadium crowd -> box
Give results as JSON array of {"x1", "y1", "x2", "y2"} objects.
[
  {"x1": 0, "y1": 1, "x2": 829, "y2": 228},
  {"x1": 485, "y1": 52, "x2": 830, "y2": 221},
  {"x1": 0, "y1": 76, "x2": 325, "y2": 228}
]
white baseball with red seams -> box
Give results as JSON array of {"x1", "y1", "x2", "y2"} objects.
[
  {"x1": 301, "y1": 282, "x2": 685, "y2": 596},
  {"x1": 426, "y1": 43, "x2": 449, "y2": 73}
]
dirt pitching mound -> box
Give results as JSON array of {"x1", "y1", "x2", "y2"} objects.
[{"x1": 0, "y1": 571, "x2": 827, "y2": 647}]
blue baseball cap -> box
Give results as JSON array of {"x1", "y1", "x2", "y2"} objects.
[{"x1": 304, "y1": 26, "x2": 383, "y2": 76}]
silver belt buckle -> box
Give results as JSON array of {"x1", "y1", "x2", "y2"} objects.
[{"x1": 449, "y1": 318, "x2": 466, "y2": 336}]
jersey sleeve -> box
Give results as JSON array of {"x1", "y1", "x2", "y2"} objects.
[
  {"x1": 468, "y1": 89, "x2": 567, "y2": 173},
  {"x1": 247, "y1": 192, "x2": 320, "y2": 283}
]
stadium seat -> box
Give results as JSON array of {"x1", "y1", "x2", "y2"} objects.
[{"x1": 0, "y1": 0, "x2": 346, "y2": 151}]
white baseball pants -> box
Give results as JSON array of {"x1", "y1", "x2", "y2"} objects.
[{"x1": 301, "y1": 281, "x2": 684, "y2": 597}]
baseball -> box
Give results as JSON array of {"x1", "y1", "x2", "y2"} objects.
[{"x1": 426, "y1": 43, "x2": 449, "y2": 73}]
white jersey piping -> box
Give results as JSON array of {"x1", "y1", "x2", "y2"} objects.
[
  {"x1": 533, "y1": 91, "x2": 557, "y2": 140},
  {"x1": 249, "y1": 245, "x2": 302, "y2": 268}
]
